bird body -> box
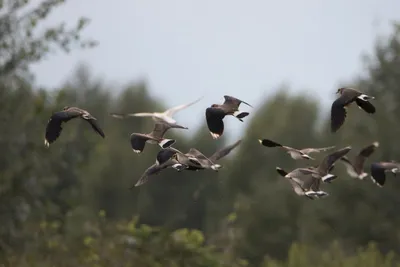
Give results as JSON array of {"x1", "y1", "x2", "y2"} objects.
[
  {"x1": 44, "y1": 106, "x2": 105, "y2": 147},
  {"x1": 258, "y1": 138, "x2": 335, "y2": 160},
  {"x1": 276, "y1": 167, "x2": 328, "y2": 199},
  {"x1": 110, "y1": 97, "x2": 203, "y2": 127},
  {"x1": 331, "y1": 88, "x2": 376, "y2": 132},
  {"x1": 206, "y1": 95, "x2": 252, "y2": 139},
  {"x1": 130, "y1": 122, "x2": 187, "y2": 153},
  {"x1": 340, "y1": 141, "x2": 379, "y2": 179},
  {"x1": 370, "y1": 161, "x2": 400, "y2": 187},
  {"x1": 308, "y1": 146, "x2": 352, "y2": 183}
]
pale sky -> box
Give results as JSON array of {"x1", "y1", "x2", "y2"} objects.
[{"x1": 31, "y1": 0, "x2": 400, "y2": 140}]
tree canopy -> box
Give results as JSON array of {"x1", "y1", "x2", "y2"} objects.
[{"x1": 1, "y1": 3, "x2": 400, "y2": 265}]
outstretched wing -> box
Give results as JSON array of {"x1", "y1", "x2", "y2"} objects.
[
  {"x1": 300, "y1": 146, "x2": 335, "y2": 154},
  {"x1": 223, "y1": 95, "x2": 252, "y2": 108},
  {"x1": 318, "y1": 146, "x2": 352, "y2": 174},
  {"x1": 164, "y1": 96, "x2": 203, "y2": 117},
  {"x1": 132, "y1": 161, "x2": 174, "y2": 188},
  {"x1": 85, "y1": 119, "x2": 105, "y2": 138},
  {"x1": 209, "y1": 139, "x2": 242, "y2": 162},
  {"x1": 44, "y1": 110, "x2": 81, "y2": 146},
  {"x1": 353, "y1": 142, "x2": 379, "y2": 173},
  {"x1": 355, "y1": 98, "x2": 376, "y2": 114},
  {"x1": 205, "y1": 107, "x2": 225, "y2": 139}
]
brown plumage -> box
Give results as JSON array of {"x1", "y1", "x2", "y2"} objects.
[
  {"x1": 259, "y1": 138, "x2": 335, "y2": 160},
  {"x1": 205, "y1": 95, "x2": 252, "y2": 139},
  {"x1": 308, "y1": 146, "x2": 352, "y2": 183},
  {"x1": 130, "y1": 122, "x2": 187, "y2": 153},
  {"x1": 340, "y1": 141, "x2": 379, "y2": 179},
  {"x1": 44, "y1": 106, "x2": 105, "y2": 147},
  {"x1": 331, "y1": 87, "x2": 375, "y2": 132},
  {"x1": 276, "y1": 167, "x2": 328, "y2": 199}
]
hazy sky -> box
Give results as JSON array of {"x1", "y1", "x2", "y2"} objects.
[{"x1": 31, "y1": 0, "x2": 400, "y2": 140}]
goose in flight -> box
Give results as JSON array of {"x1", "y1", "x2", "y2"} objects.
[
  {"x1": 340, "y1": 141, "x2": 379, "y2": 179},
  {"x1": 133, "y1": 148, "x2": 203, "y2": 187},
  {"x1": 331, "y1": 87, "x2": 376, "y2": 132},
  {"x1": 133, "y1": 140, "x2": 242, "y2": 187},
  {"x1": 44, "y1": 106, "x2": 105, "y2": 147},
  {"x1": 370, "y1": 161, "x2": 400, "y2": 187},
  {"x1": 130, "y1": 121, "x2": 187, "y2": 153},
  {"x1": 276, "y1": 167, "x2": 328, "y2": 199},
  {"x1": 258, "y1": 138, "x2": 335, "y2": 160},
  {"x1": 181, "y1": 139, "x2": 242, "y2": 171},
  {"x1": 132, "y1": 150, "x2": 186, "y2": 188},
  {"x1": 309, "y1": 146, "x2": 352, "y2": 183},
  {"x1": 110, "y1": 96, "x2": 203, "y2": 126},
  {"x1": 205, "y1": 95, "x2": 252, "y2": 139}
]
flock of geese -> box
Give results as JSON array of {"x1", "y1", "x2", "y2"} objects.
[{"x1": 44, "y1": 87, "x2": 400, "y2": 198}]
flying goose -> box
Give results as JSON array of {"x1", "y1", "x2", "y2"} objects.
[
  {"x1": 331, "y1": 87, "x2": 376, "y2": 132},
  {"x1": 258, "y1": 138, "x2": 335, "y2": 160},
  {"x1": 182, "y1": 139, "x2": 242, "y2": 171},
  {"x1": 276, "y1": 167, "x2": 328, "y2": 199},
  {"x1": 205, "y1": 95, "x2": 252, "y2": 139},
  {"x1": 132, "y1": 151, "x2": 185, "y2": 188},
  {"x1": 44, "y1": 106, "x2": 105, "y2": 147},
  {"x1": 370, "y1": 161, "x2": 400, "y2": 187},
  {"x1": 133, "y1": 148, "x2": 203, "y2": 187},
  {"x1": 309, "y1": 146, "x2": 352, "y2": 183},
  {"x1": 130, "y1": 121, "x2": 187, "y2": 153},
  {"x1": 340, "y1": 141, "x2": 379, "y2": 179},
  {"x1": 110, "y1": 97, "x2": 203, "y2": 127}
]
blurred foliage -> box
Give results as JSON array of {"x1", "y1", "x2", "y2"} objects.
[
  {"x1": 0, "y1": 4, "x2": 400, "y2": 266},
  {"x1": 0, "y1": 0, "x2": 97, "y2": 80}
]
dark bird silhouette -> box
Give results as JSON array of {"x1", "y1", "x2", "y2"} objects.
[
  {"x1": 331, "y1": 87, "x2": 375, "y2": 132},
  {"x1": 258, "y1": 138, "x2": 335, "y2": 160},
  {"x1": 44, "y1": 106, "x2": 105, "y2": 147},
  {"x1": 340, "y1": 141, "x2": 379, "y2": 179},
  {"x1": 370, "y1": 161, "x2": 400, "y2": 187},
  {"x1": 205, "y1": 95, "x2": 252, "y2": 139}
]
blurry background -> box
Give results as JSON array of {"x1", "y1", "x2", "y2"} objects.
[{"x1": 1, "y1": 0, "x2": 400, "y2": 266}]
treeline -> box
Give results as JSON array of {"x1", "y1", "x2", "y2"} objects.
[{"x1": 1, "y1": 1, "x2": 400, "y2": 266}]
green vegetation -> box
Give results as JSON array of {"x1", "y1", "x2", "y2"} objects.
[{"x1": 1, "y1": 1, "x2": 400, "y2": 266}]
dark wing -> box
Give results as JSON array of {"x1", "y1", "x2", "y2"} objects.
[
  {"x1": 205, "y1": 107, "x2": 225, "y2": 139},
  {"x1": 353, "y1": 142, "x2": 379, "y2": 173},
  {"x1": 318, "y1": 146, "x2": 352, "y2": 173},
  {"x1": 276, "y1": 167, "x2": 288, "y2": 177},
  {"x1": 370, "y1": 162, "x2": 387, "y2": 187},
  {"x1": 355, "y1": 98, "x2": 376, "y2": 114},
  {"x1": 258, "y1": 138, "x2": 283, "y2": 148},
  {"x1": 130, "y1": 133, "x2": 156, "y2": 153},
  {"x1": 132, "y1": 163, "x2": 167, "y2": 188},
  {"x1": 330, "y1": 91, "x2": 359, "y2": 132},
  {"x1": 44, "y1": 110, "x2": 81, "y2": 146},
  {"x1": 156, "y1": 148, "x2": 178, "y2": 165},
  {"x1": 370, "y1": 162, "x2": 400, "y2": 187},
  {"x1": 209, "y1": 139, "x2": 242, "y2": 162},
  {"x1": 85, "y1": 119, "x2": 105, "y2": 138},
  {"x1": 223, "y1": 95, "x2": 252, "y2": 108}
]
